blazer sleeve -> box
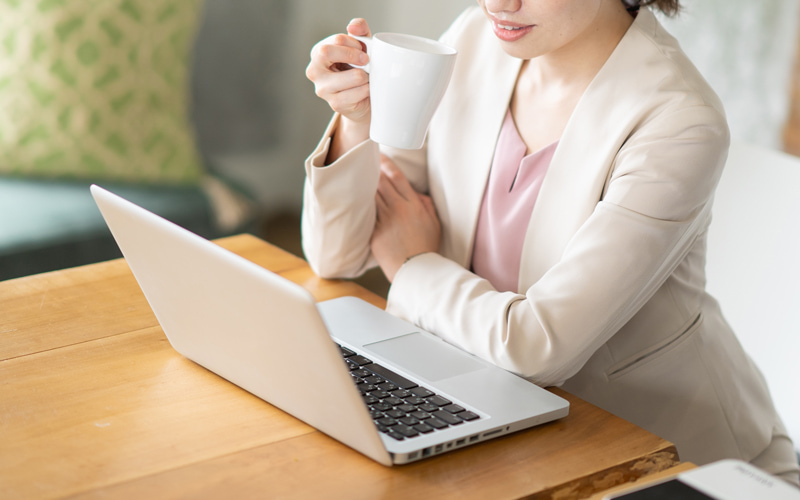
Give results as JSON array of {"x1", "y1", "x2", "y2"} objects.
[
  {"x1": 387, "y1": 103, "x2": 730, "y2": 387},
  {"x1": 301, "y1": 114, "x2": 381, "y2": 278},
  {"x1": 301, "y1": 115, "x2": 432, "y2": 279}
]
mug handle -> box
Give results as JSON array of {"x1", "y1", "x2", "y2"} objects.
[{"x1": 351, "y1": 35, "x2": 372, "y2": 73}]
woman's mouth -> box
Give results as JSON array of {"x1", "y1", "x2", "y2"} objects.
[{"x1": 491, "y1": 20, "x2": 534, "y2": 42}]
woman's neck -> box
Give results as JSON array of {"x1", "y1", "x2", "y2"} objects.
[
  {"x1": 509, "y1": 2, "x2": 635, "y2": 154},
  {"x1": 522, "y1": 1, "x2": 634, "y2": 91}
]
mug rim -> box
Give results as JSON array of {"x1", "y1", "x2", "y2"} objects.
[{"x1": 373, "y1": 32, "x2": 457, "y2": 56}]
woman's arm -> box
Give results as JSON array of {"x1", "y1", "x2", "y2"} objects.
[
  {"x1": 301, "y1": 118, "x2": 433, "y2": 279},
  {"x1": 386, "y1": 104, "x2": 729, "y2": 387}
]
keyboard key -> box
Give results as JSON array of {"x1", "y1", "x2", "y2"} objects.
[
  {"x1": 369, "y1": 390, "x2": 391, "y2": 399},
  {"x1": 385, "y1": 409, "x2": 406, "y2": 419},
  {"x1": 350, "y1": 355, "x2": 373, "y2": 366},
  {"x1": 425, "y1": 417, "x2": 449, "y2": 429},
  {"x1": 365, "y1": 363, "x2": 418, "y2": 390},
  {"x1": 364, "y1": 375, "x2": 384, "y2": 385},
  {"x1": 417, "y1": 403, "x2": 439, "y2": 413},
  {"x1": 377, "y1": 382, "x2": 397, "y2": 392},
  {"x1": 432, "y1": 410, "x2": 463, "y2": 425},
  {"x1": 386, "y1": 430, "x2": 405, "y2": 441},
  {"x1": 357, "y1": 384, "x2": 377, "y2": 394},
  {"x1": 339, "y1": 345, "x2": 356, "y2": 357},
  {"x1": 410, "y1": 387, "x2": 434, "y2": 398},
  {"x1": 377, "y1": 416, "x2": 398, "y2": 426},
  {"x1": 382, "y1": 396, "x2": 403, "y2": 406},
  {"x1": 426, "y1": 395, "x2": 452, "y2": 407},
  {"x1": 410, "y1": 410, "x2": 432, "y2": 420},
  {"x1": 393, "y1": 424, "x2": 419, "y2": 437},
  {"x1": 404, "y1": 396, "x2": 426, "y2": 405},
  {"x1": 442, "y1": 404, "x2": 465, "y2": 414},
  {"x1": 352, "y1": 368, "x2": 371, "y2": 378},
  {"x1": 459, "y1": 411, "x2": 479, "y2": 421},
  {"x1": 399, "y1": 416, "x2": 420, "y2": 426},
  {"x1": 371, "y1": 402, "x2": 392, "y2": 411},
  {"x1": 391, "y1": 389, "x2": 412, "y2": 399},
  {"x1": 413, "y1": 423, "x2": 435, "y2": 434},
  {"x1": 396, "y1": 404, "x2": 417, "y2": 413}
]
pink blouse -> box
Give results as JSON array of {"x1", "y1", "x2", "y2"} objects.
[{"x1": 470, "y1": 110, "x2": 557, "y2": 292}]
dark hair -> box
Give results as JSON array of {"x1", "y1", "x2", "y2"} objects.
[{"x1": 623, "y1": 0, "x2": 681, "y2": 17}]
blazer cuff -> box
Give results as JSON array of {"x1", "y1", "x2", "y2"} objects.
[
  {"x1": 386, "y1": 252, "x2": 460, "y2": 324},
  {"x1": 306, "y1": 113, "x2": 377, "y2": 169},
  {"x1": 304, "y1": 113, "x2": 381, "y2": 205}
]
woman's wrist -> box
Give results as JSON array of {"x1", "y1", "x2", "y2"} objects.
[{"x1": 326, "y1": 115, "x2": 371, "y2": 165}]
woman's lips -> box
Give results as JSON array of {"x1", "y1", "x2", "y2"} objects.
[{"x1": 491, "y1": 19, "x2": 534, "y2": 42}]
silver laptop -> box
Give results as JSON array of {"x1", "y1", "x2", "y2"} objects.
[{"x1": 91, "y1": 184, "x2": 569, "y2": 465}]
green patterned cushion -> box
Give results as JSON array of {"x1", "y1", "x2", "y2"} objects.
[{"x1": 0, "y1": 0, "x2": 204, "y2": 185}]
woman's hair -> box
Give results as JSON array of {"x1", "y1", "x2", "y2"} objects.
[{"x1": 623, "y1": 0, "x2": 681, "y2": 17}]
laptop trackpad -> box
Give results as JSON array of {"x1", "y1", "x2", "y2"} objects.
[{"x1": 364, "y1": 333, "x2": 485, "y2": 382}]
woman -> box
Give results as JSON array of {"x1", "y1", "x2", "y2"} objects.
[{"x1": 303, "y1": 0, "x2": 800, "y2": 482}]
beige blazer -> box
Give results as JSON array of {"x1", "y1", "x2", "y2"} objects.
[{"x1": 302, "y1": 7, "x2": 788, "y2": 466}]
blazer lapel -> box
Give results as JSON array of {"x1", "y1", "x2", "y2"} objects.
[
  {"x1": 518, "y1": 9, "x2": 658, "y2": 289},
  {"x1": 434, "y1": 34, "x2": 522, "y2": 268}
]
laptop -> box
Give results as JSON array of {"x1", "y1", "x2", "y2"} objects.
[{"x1": 91, "y1": 185, "x2": 569, "y2": 465}]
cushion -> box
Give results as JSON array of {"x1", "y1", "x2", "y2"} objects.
[{"x1": 0, "y1": 0, "x2": 204, "y2": 185}]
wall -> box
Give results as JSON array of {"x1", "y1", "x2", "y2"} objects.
[
  {"x1": 659, "y1": 0, "x2": 800, "y2": 150},
  {"x1": 194, "y1": 0, "x2": 471, "y2": 214},
  {"x1": 268, "y1": 0, "x2": 473, "y2": 212}
]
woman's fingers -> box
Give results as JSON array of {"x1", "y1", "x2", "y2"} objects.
[
  {"x1": 420, "y1": 193, "x2": 437, "y2": 217},
  {"x1": 305, "y1": 18, "x2": 374, "y2": 121},
  {"x1": 346, "y1": 18, "x2": 371, "y2": 39},
  {"x1": 378, "y1": 155, "x2": 418, "y2": 202},
  {"x1": 371, "y1": 162, "x2": 441, "y2": 282},
  {"x1": 307, "y1": 37, "x2": 366, "y2": 83}
]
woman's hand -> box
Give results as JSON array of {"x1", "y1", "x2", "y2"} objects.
[
  {"x1": 306, "y1": 19, "x2": 373, "y2": 161},
  {"x1": 371, "y1": 156, "x2": 441, "y2": 282}
]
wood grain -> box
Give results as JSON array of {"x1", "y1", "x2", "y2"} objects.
[
  {"x1": 0, "y1": 235, "x2": 325, "y2": 361},
  {"x1": 585, "y1": 462, "x2": 697, "y2": 500},
  {"x1": 1, "y1": 234, "x2": 679, "y2": 500},
  {"x1": 54, "y1": 390, "x2": 676, "y2": 500},
  {"x1": 0, "y1": 326, "x2": 313, "y2": 499}
]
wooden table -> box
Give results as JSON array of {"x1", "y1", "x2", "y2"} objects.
[{"x1": 1, "y1": 234, "x2": 680, "y2": 499}]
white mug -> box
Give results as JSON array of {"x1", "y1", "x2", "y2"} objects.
[{"x1": 354, "y1": 33, "x2": 457, "y2": 150}]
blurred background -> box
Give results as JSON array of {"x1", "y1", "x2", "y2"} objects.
[
  {"x1": 195, "y1": 0, "x2": 477, "y2": 216},
  {"x1": 206, "y1": 0, "x2": 799, "y2": 214},
  {"x1": 1, "y1": 0, "x2": 799, "y2": 282}
]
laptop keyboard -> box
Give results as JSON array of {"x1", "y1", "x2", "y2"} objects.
[{"x1": 338, "y1": 344, "x2": 480, "y2": 441}]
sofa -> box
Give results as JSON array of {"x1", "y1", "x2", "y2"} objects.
[{"x1": 0, "y1": 0, "x2": 278, "y2": 281}]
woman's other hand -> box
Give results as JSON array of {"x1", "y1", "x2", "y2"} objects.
[
  {"x1": 306, "y1": 19, "x2": 373, "y2": 161},
  {"x1": 371, "y1": 156, "x2": 441, "y2": 282}
]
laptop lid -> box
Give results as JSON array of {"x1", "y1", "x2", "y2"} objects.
[{"x1": 91, "y1": 185, "x2": 391, "y2": 465}]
